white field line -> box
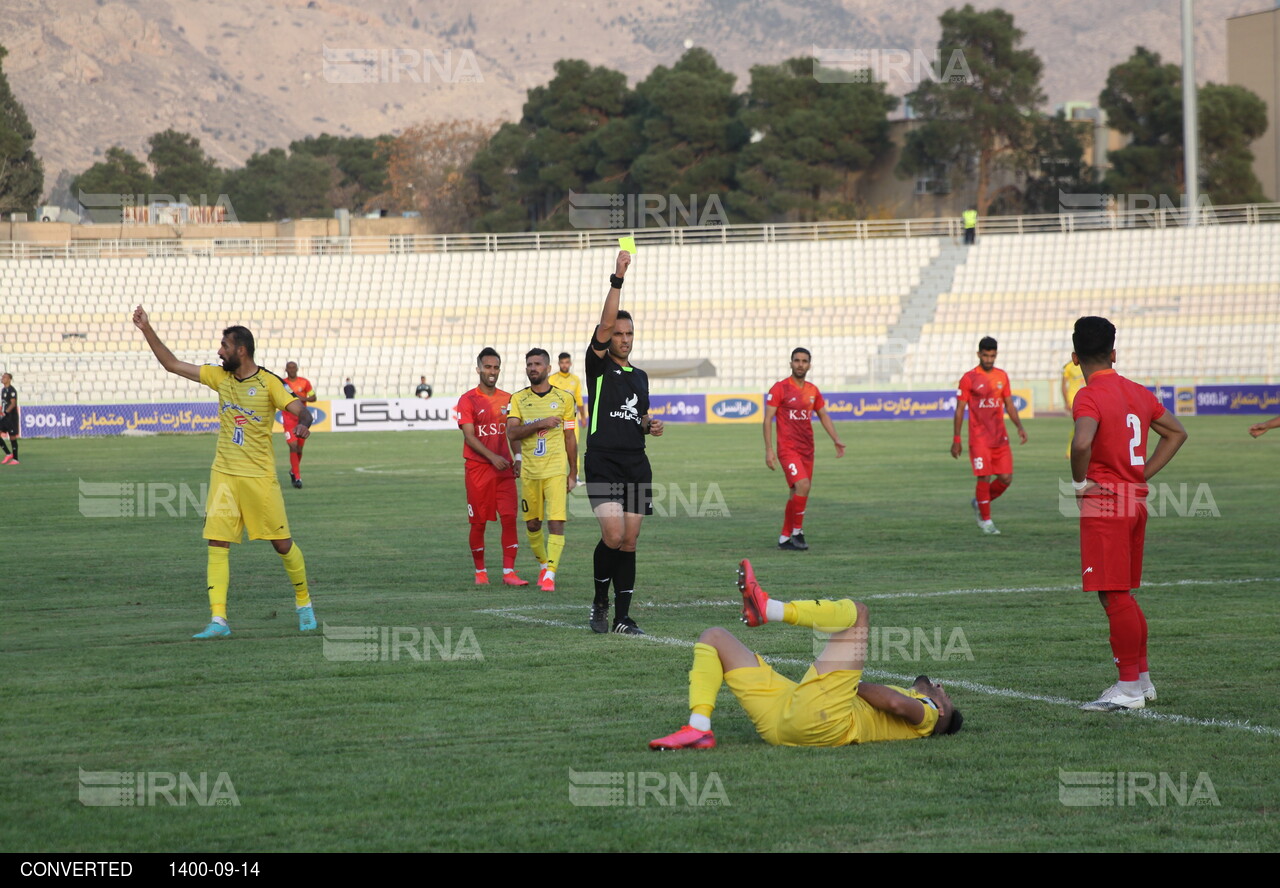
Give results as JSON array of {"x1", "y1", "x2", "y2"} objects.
[{"x1": 476, "y1": 578, "x2": 1280, "y2": 739}]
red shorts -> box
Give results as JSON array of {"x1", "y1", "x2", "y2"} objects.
[
  {"x1": 283, "y1": 421, "x2": 304, "y2": 444},
  {"x1": 968, "y1": 443, "x2": 1012, "y2": 476},
  {"x1": 1080, "y1": 505, "x2": 1147, "y2": 592},
  {"x1": 778, "y1": 450, "x2": 814, "y2": 485},
  {"x1": 464, "y1": 459, "x2": 517, "y2": 523}
]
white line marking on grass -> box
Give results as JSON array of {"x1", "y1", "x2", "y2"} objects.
[
  {"x1": 477, "y1": 596, "x2": 1280, "y2": 739},
  {"x1": 352, "y1": 465, "x2": 433, "y2": 475}
]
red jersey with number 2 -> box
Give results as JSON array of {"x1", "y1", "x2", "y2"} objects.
[
  {"x1": 767, "y1": 379, "x2": 824, "y2": 458},
  {"x1": 956, "y1": 367, "x2": 1011, "y2": 448},
  {"x1": 1072, "y1": 369, "x2": 1164, "y2": 500},
  {"x1": 455, "y1": 387, "x2": 513, "y2": 472}
]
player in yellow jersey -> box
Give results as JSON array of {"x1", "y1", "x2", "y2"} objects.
[
  {"x1": 507, "y1": 348, "x2": 578, "y2": 591},
  {"x1": 549, "y1": 352, "x2": 588, "y2": 431},
  {"x1": 133, "y1": 306, "x2": 317, "y2": 640},
  {"x1": 1061, "y1": 358, "x2": 1086, "y2": 458},
  {"x1": 650, "y1": 560, "x2": 963, "y2": 749}
]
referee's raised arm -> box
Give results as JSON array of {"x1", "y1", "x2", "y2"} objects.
[{"x1": 593, "y1": 250, "x2": 631, "y2": 355}]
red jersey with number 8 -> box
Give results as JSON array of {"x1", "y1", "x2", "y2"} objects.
[
  {"x1": 455, "y1": 387, "x2": 513, "y2": 471},
  {"x1": 1072, "y1": 369, "x2": 1164, "y2": 500}
]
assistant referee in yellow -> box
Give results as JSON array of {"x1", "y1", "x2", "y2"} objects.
[
  {"x1": 507, "y1": 348, "x2": 578, "y2": 592},
  {"x1": 134, "y1": 306, "x2": 317, "y2": 639}
]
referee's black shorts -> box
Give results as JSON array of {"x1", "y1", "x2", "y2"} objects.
[
  {"x1": 584, "y1": 448, "x2": 653, "y2": 516},
  {"x1": 0, "y1": 412, "x2": 17, "y2": 435}
]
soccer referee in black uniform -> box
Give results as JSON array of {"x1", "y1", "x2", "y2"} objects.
[{"x1": 585, "y1": 250, "x2": 664, "y2": 635}]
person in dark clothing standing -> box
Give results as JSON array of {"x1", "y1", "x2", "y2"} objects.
[{"x1": 584, "y1": 250, "x2": 664, "y2": 636}]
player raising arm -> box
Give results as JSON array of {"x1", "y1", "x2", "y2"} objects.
[{"x1": 133, "y1": 306, "x2": 316, "y2": 639}]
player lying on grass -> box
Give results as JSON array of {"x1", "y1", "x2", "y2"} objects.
[{"x1": 650, "y1": 560, "x2": 963, "y2": 749}]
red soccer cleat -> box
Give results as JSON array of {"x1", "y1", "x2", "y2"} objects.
[
  {"x1": 738, "y1": 559, "x2": 769, "y2": 627},
  {"x1": 474, "y1": 570, "x2": 489, "y2": 585},
  {"x1": 649, "y1": 725, "x2": 716, "y2": 750},
  {"x1": 539, "y1": 575, "x2": 556, "y2": 592},
  {"x1": 502, "y1": 572, "x2": 530, "y2": 587}
]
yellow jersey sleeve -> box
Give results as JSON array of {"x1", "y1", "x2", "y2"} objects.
[
  {"x1": 509, "y1": 391, "x2": 527, "y2": 422},
  {"x1": 199, "y1": 364, "x2": 222, "y2": 392}
]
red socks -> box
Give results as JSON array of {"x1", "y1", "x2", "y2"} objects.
[
  {"x1": 790, "y1": 495, "x2": 808, "y2": 533},
  {"x1": 975, "y1": 480, "x2": 991, "y2": 520},
  {"x1": 500, "y1": 515, "x2": 519, "y2": 570},
  {"x1": 289, "y1": 451, "x2": 301, "y2": 477},
  {"x1": 990, "y1": 479, "x2": 1009, "y2": 500},
  {"x1": 1103, "y1": 591, "x2": 1142, "y2": 681},
  {"x1": 781, "y1": 498, "x2": 795, "y2": 538},
  {"x1": 1135, "y1": 596, "x2": 1149, "y2": 674},
  {"x1": 469, "y1": 524, "x2": 486, "y2": 571}
]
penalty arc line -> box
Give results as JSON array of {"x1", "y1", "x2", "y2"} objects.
[{"x1": 476, "y1": 604, "x2": 1280, "y2": 739}]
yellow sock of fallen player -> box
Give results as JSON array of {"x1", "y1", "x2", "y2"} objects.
[
  {"x1": 688, "y1": 642, "x2": 724, "y2": 718},
  {"x1": 207, "y1": 545, "x2": 230, "y2": 619},
  {"x1": 546, "y1": 533, "x2": 565, "y2": 573},
  {"x1": 783, "y1": 599, "x2": 859, "y2": 631},
  {"x1": 528, "y1": 528, "x2": 547, "y2": 564},
  {"x1": 278, "y1": 543, "x2": 310, "y2": 608}
]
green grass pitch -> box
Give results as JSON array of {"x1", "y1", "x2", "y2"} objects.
[{"x1": 3, "y1": 416, "x2": 1277, "y2": 852}]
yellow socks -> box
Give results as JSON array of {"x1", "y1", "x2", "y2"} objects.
[
  {"x1": 546, "y1": 533, "x2": 565, "y2": 573},
  {"x1": 688, "y1": 642, "x2": 724, "y2": 718},
  {"x1": 783, "y1": 599, "x2": 859, "y2": 631},
  {"x1": 278, "y1": 543, "x2": 310, "y2": 608},
  {"x1": 527, "y1": 528, "x2": 547, "y2": 564},
  {"x1": 207, "y1": 545, "x2": 230, "y2": 619}
]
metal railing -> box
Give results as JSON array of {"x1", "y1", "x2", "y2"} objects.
[{"x1": 2, "y1": 203, "x2": 1277, "y2": 260}]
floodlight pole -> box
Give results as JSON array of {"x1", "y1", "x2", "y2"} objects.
[{"x1": 1182, "y1": 0, "x2": 1199, "y2": 227}]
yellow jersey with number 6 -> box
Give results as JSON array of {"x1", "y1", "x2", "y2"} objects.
[{"x1": 200, "y1": 365, "x2": 298, "y2": 477}]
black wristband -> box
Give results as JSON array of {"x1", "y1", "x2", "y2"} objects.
[{"x1": 609, "y1": 274, "x2": 624, "y2": 289}]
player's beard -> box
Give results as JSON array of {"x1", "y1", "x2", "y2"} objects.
[{"x1": 222, "y1": 355, "x2": 241, "y2": 372}]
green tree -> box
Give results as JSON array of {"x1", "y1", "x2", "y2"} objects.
[
  {"x1": 897, "y1": 5, "x2": 1046, "y2": 216},
  {"x1": 146, "y1": 129, "x2": 222, "y2": 199},
  {"x1": 290, "y1": 133, "x2": 392, "y2": 212},
  {"x1": 221, "y1": 148, "x2": 330, "y2": 222},
  {"x1": 70, "y1": 147, "x2": 154, "y2": 222},
  {"x1": 1001, "y1": 112, "x2": 1099, "y2": 215},
  {"x1": 1098, "y1": 48, "x2": 1184, "y2": 201},
  {"x1": 0, "y1": 45, "x2": 44, "y2": 217},
  {"x1": 1100, "y1": 48, "x2": 1271, "y2": 204},
  {"x1": 733, "y1": 56, "x2": 896, "y2": 222},
  {"x1": 471, "y1": 59, "x2": 634, "y2": 231},
  {"x1": 629, "y1": 48, "x2": 746, "y2": 219}
]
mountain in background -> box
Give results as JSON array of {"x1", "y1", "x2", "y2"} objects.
[{"x1": 1, "y1": 0, "x2": 1260, "y2": 198}]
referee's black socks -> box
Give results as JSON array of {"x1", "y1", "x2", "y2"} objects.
[{"x1": 593, "y1": 539, "x2": 619, "y2": 607}]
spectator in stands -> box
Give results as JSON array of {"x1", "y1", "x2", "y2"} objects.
[
  {"x1": 415, "y1": 376, "x2": 434, "y2": 399},
  {"x1": 343, "y1": 378, "x2": 356, "y2": 400},
  {"x1": 962, "y1": 207, "x2": 978, "y2": 245}
]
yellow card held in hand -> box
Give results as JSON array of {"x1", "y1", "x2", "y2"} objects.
[{"x1": 618, "y1": 236, "x2": 636, "y2": 254}]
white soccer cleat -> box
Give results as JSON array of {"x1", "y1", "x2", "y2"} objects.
[
  {"x1": 971, "y1": 497, "x2": 982, "y2": 527},
  {"x1": 979, "y1": 519, "x2": 1001, "y2": 535},
  {"x1": 1140, "y1": 683, "x2": 1157, "y2": 702},
  {"x1": 1080, "y1": 683, "x2": 1146, "y2": 712}
]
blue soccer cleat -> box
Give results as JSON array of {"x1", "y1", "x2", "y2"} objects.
[
  {"x1": 193, "y1": 621, "x2": 231, "y2": 640},
  {"x1": 297, "y1": 605, "x2": 317, "y2": 632}
]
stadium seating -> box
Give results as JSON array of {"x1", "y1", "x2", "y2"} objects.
[{"x1": 0, "y1": 223, "x2": 1276, "y2": 406}]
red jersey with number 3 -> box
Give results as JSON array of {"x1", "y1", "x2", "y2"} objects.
[
  {"x1": 455, "y1": 387, "x2": 513, "y2": 472},
  {"x1": 767, "y1": 378, "x2": 824, "y2": 457},
  {"x1": 956, "y1": 367, "x2": 1012, "y2": 448},
  {"x1": 1072, "y1": 369, "x2": 1164, "y2": 499}
]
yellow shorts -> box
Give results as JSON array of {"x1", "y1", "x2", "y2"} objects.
[
  {"x1": 203, "y1": 470, "x2": 291, "y2": 543},
  {"x1": 520, "y1": 475, "x2": 567, "y2": 523},
  {"x1": 724, "y1": 656, "x2": 864, "y2": 747}
]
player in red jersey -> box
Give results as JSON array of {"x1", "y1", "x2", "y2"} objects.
[
  {"x1": 764, "y1": 348, "x2": 846, "y2": 551},
  {"x1": 950, "y1": 336, "x2": 1027, "y2": 534},
  {"x1": 455, "y1": 348, "x2": 528, "y2": 587},
  {"x1": 282, "y1": 362, "x2": 316, "y2": 489},
  {"x1": 1070, "y1": 317, "x2": 1186, "y2": 712}
]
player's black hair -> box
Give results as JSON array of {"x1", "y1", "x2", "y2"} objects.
[
  {"x1": 223, "y1": 326, "x2": 255, "y2": 359},
  {"x1": 616, "y1": 309, "x2": 634, "y2": 325},
  {"x1": 939, "y1": 708, "x2": 964, "y2": 735},
  {"x1": 525, "y1": 348, "x2": 550, "y2": 362},
  {"x1": 791, "y1": 347, "x2": 811, "y2": 360},
  {"x1": 558, "y1": 352, "x2": 571, "y2": 361},
  {"x1": 978, "y1": 336, "x2": 998, "y2": 352},
  {"x1": 1072, "y1": 316, "x2": 1116, "y2": 362},
  {"x1": 476, "y1": 347, "x2": 500, "y2": 366}
]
